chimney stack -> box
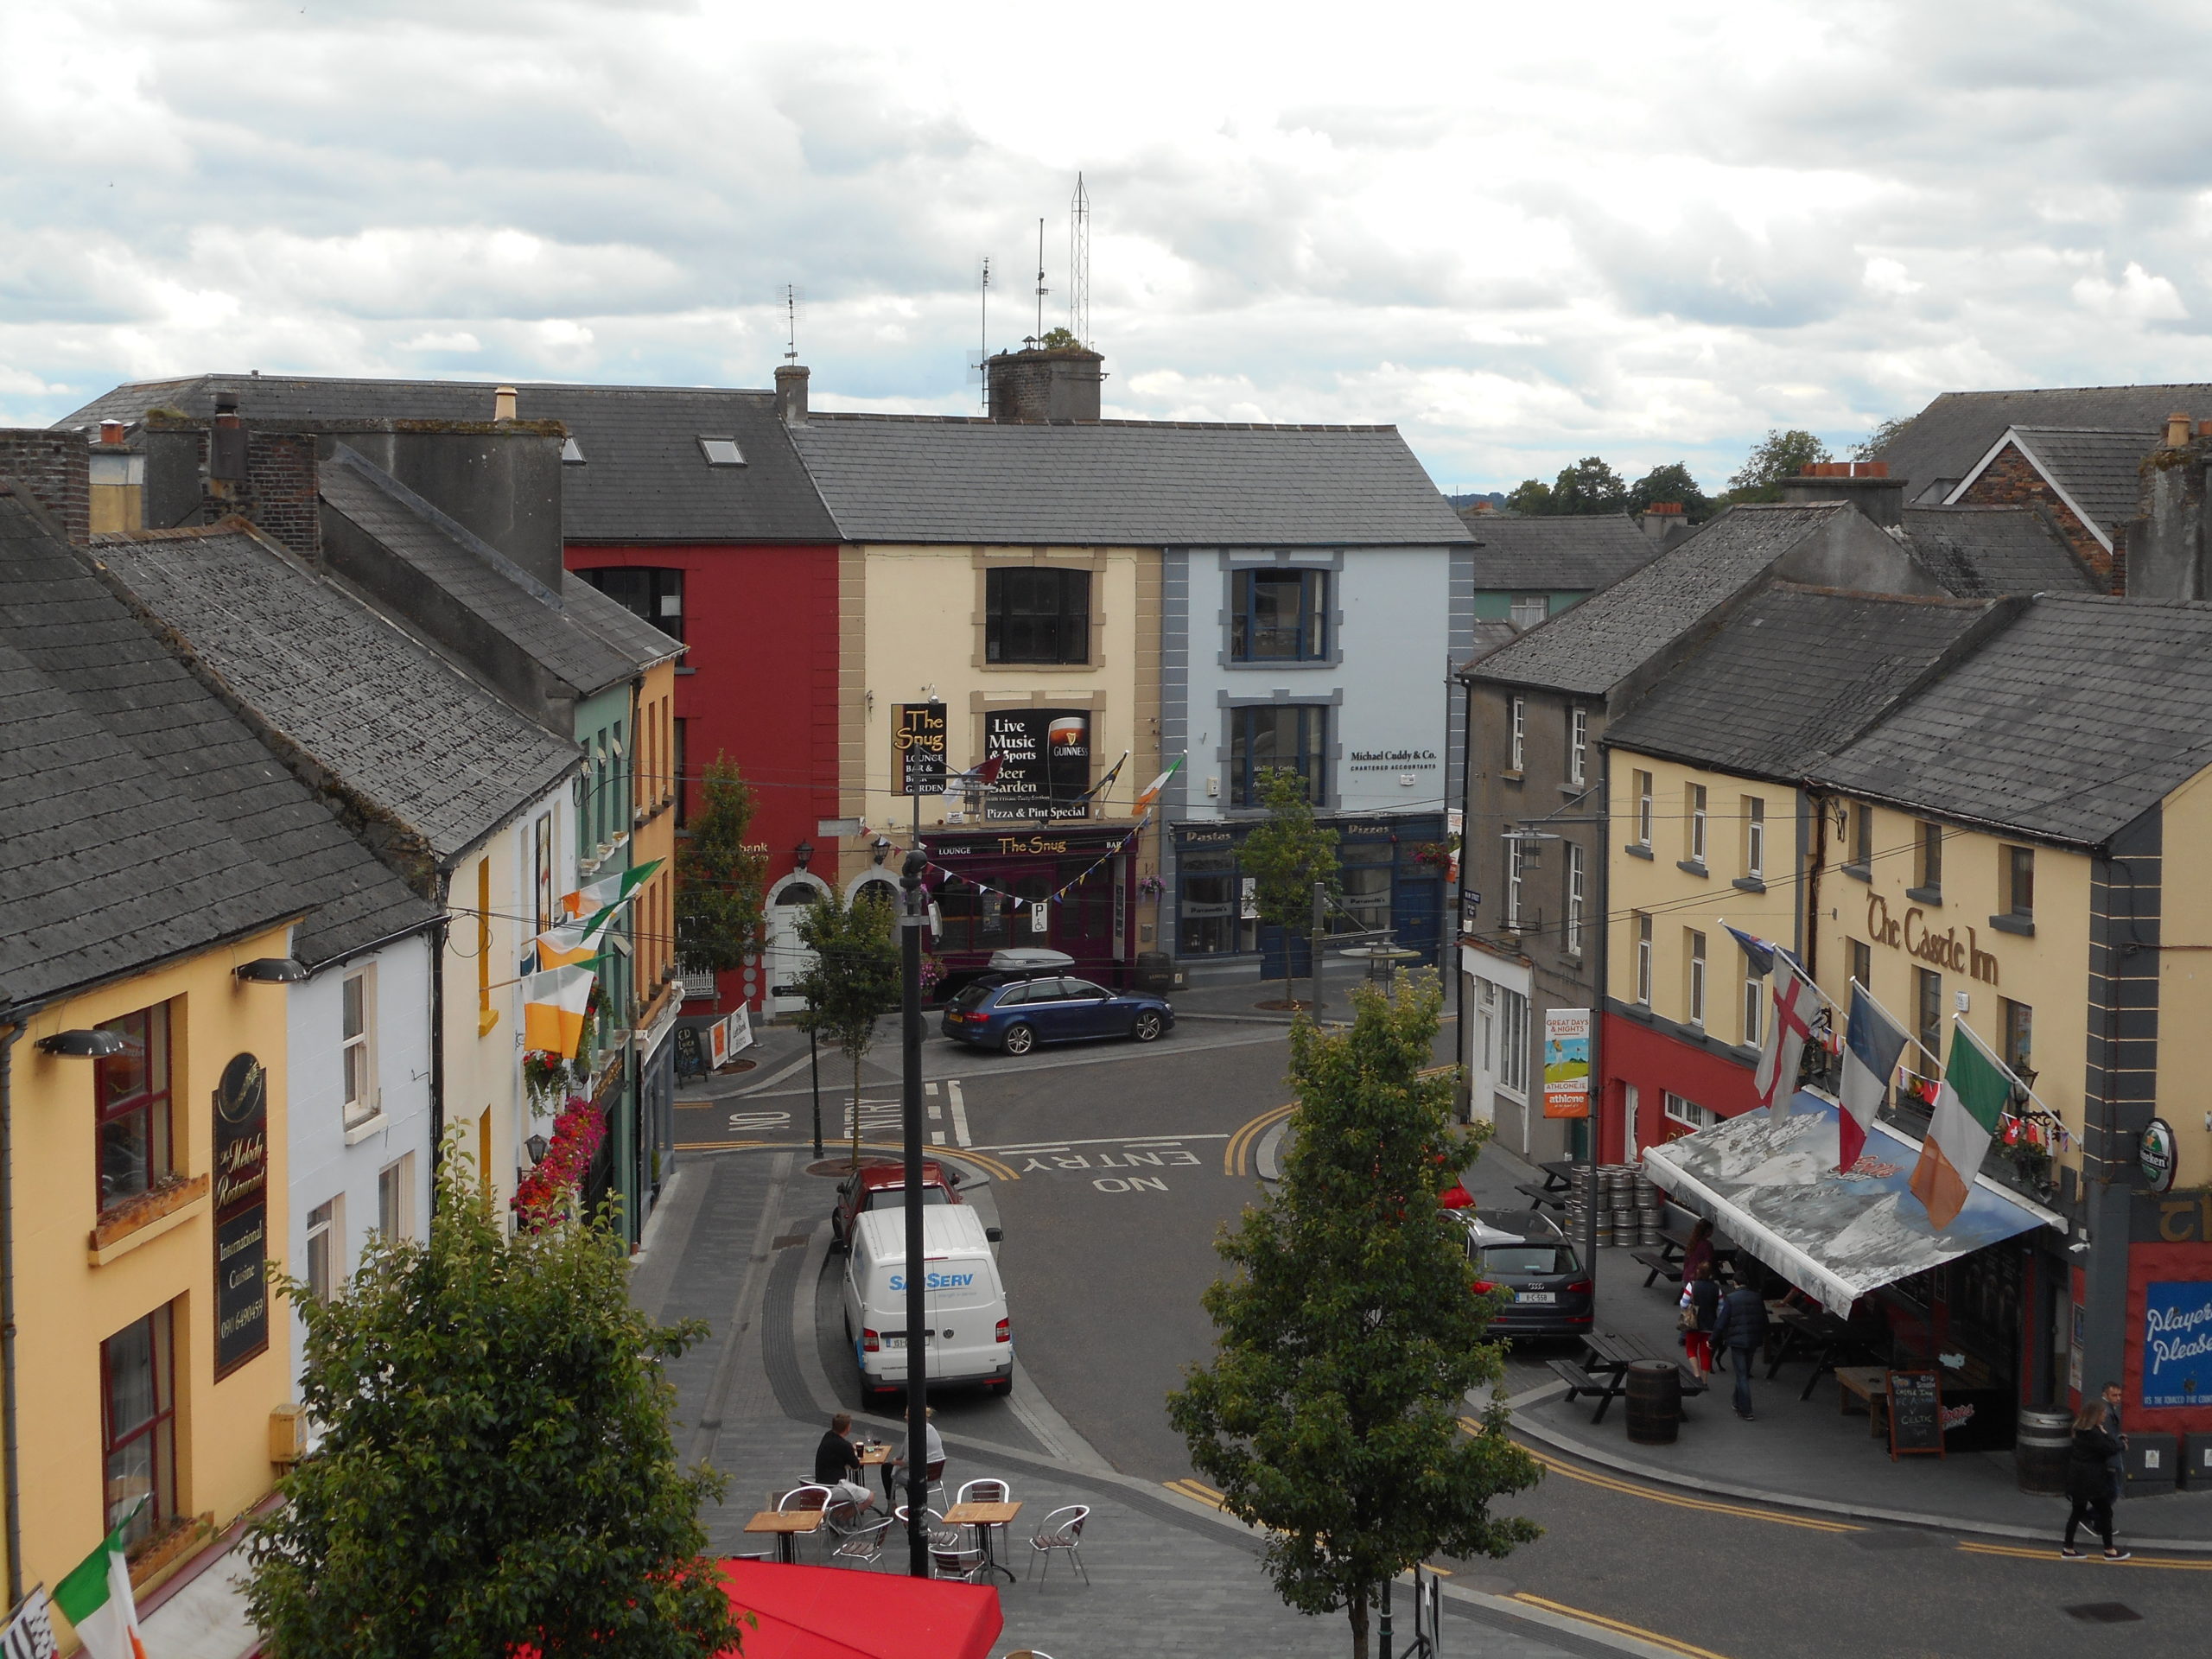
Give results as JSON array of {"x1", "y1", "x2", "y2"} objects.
[
  {"x1": 2166, "y1": 411, "x2": 2193, "y2": 448},
  {"x1": 494, "y1": 385, "x2": 518, "y2": 423},
  {"x1": 98, "y1": 420, "x2": 126, "y2": 446},
  {"x1": 985, "y1": 345, "x2": 1104, "y2": 423},
  {"x1": 1638, "y1": 501, "x2": 1685, "y2": 544},
  {"x1": 1778, "y1": 459, "x2": 1905, "y2": 529},
  {"x1": 775, "y1": 364, "x2": 810, "y2": 427}
]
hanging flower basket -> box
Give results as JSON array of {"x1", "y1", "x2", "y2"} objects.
[
  {"x1": 918, "y1": 953, "x2": 946, "y2": 996},
  {"x1": 1136, "y1": 874, "x2": 1167, "y2": 901},
  {"x1": 1409, "y1": 842, "x2": 1451, "y2": 869},
  {"x1": 512, "y1": 1096, "x2": 607, "y2": 1230}
]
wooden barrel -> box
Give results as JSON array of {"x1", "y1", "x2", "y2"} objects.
[
  {"x1": 2014, "y1": 1407, "x2": 2072, "y2": 1493},
  {"x1": 1625, "y1": 1360, "x2": 1681, "y2": 1445}
]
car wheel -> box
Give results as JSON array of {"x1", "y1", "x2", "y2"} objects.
[
  {"x1": 1131, "y1": 1009, "x2": 1164, "y2": 1043},
  {"x1": 993, "y1": 1374, "x2": 1015, "y2": 1398},
  {"x1": 830, "y1": 1216, "x2": 844, "y2": 1250},
  {"x1": 1001, "y1": 1022, "x2": 1037, "y2": 1056}
]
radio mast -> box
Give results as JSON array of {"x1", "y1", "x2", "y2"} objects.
[{"x1": 1069, "y1": 174, "x2": 1090, "y2": 347}]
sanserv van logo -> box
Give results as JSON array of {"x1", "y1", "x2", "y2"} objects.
[{"x1": 889, "y1": 1271, "x2": 976, "y2": 1292}]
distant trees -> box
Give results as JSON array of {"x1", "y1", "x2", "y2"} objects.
[
  {"x1": 1504, "y1": 457, "x2": 1709, "y2": 518},
  {"x1": 675, "y1": 755, "x2": 767, "y2": 981},
  {"x1": 1719, "y1": 429, "x2": 1831, "y2": 505},
  {"x1": 1852, "y1": 416, "x2": 1912, "y2": 461},
  {"x1": 1241, "y1": 766, "x2": 1340, "y2": 1009},
  {"x1": 1626, "y1": 461, "x2": 1712, "y2": 518}
]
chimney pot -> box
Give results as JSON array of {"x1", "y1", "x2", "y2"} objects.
[
  {"x1": 494, "y1": 385, "x2": 518, "y2": 423},
  {"x1": 2166, "y1": 411, "x2": 2191, "y2": 448},
  {"x1": 775, "y1": 364, "x2": 810, "y2": 427},
  {"x1": 98, "y1": 420, "x2": 125, "y2": 446},
  {"x1": 2197, "y1": 421, "x2": 2212, "y2": 438}
]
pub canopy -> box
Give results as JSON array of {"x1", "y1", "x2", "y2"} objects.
[{"x1": 1641, "y1": 1090, "x2": 2061, "y2": 1314}]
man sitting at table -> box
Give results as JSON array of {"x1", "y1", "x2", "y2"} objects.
[
  {"x1": 886, "y1": 1406, "x2": 944, "y2": 1505},
  {"x1": 813, "y1": 1412, "x2": 876, "y2": 1513}
]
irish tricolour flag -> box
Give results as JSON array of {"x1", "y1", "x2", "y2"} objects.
[
  {"x1": 53, "y1": 1510, "x2": 144, "y2": 1659},
  {"x1": 559, "y1": 858, "x2": 663, "y2": 922},
  {"x1": 1909, "y1": 1020, "x2": 2011, "y2": 1229}
]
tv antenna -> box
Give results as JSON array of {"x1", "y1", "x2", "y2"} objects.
[
  {"x1": 782, "y1": 283, "x2": 800, "y2": 364},
  {"x1": 1034, "y1": 218, "x2": 1048, "y2": 344},
  {"x1": 979, "y1": 255, "x2": 991, "y2": 412},
  {"x1": 1069, "y1": 173, "x2": 1090, "y2": 348}
]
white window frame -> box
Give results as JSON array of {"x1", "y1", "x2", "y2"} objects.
[
  {"x1": 305, "y1": 1198, "x2": 340, "y2": 1303},
  {"x1": 1743, "y1": 972, "x2": 1763, "y2": 1047},
  {"x1": 1635, "y1": 913, "x2": 1652, "y2": 1005},
  {"x1": 1565, "y1": 842, "x2": 1585, "y2": 956},
  {"x1": 1688, "y1": 930, "x2": 1707, "y2": 1027},
  {"x1": 1567, "y1": 707, "x2": 1588, "y2": 787},
  {"x1": 1636, "y1": 771, "x2": 1653, "y2": 848},
  {"x1": 1509, "y1": 696, "x2": 1525, "y2": 772},
  {"x1": 1745, "y1": 797, "x2": 1765, "y2": 880},
  {"x1": 1689, "y1": 784, "x2": 1707, "y2": 865},
  {"x1": 340, "y1": 967, "x2": 376, "y2": 1129},
  {"x1": 377, "y1": 1154, "x2": 416, "y2": 1242},
  {"x1": 1509, "y1": 594, "x2": 1548, "y2": 630},
  {"x1": 1505, "y1": 838, "x2": 1524, "y2": 929},
  {"x1": 1663, "y1": 1092, "x2": 1715, "y2": 1132},
  {"x1": 1497, "y1": 986, "x2": 1530, "y2": 1098}
]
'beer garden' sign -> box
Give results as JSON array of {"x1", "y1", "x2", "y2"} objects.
[{"x1": 896, "y1": 702, "x2": 948, "y2": 798}]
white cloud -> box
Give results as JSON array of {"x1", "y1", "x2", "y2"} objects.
[
  {"x1": 2071, "y1": 261, "x2": 2190, "y2": 321},
  {"x1": 397, "y1": 331, "x2": 481, "y2": 353}
]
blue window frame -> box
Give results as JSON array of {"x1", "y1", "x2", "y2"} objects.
[
  {"x1": 1230, "y1": 704, "x2": 1327, "y2": 807},
  {"x1": 1232, "y1": 568, "x2": 1328, "y2": 661}
]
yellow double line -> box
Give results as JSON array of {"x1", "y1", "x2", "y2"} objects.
[
  {"x1": 1163, "y1": 1477, "x2": 1228, "y2": 1509},
  {"x1": 1958, "y1": 1539, "x2": 2212, "y2": 1571},
  {"x1": 1224, "y1": 1065, "x2": 1456, "y2": 1179},
  {"x1": 1509, "y1": 1594, "x2": 1736, "y2": 1659},
  {"x1": 1501, "y1": 1435, "x2": 1860, "y2": 1534}
]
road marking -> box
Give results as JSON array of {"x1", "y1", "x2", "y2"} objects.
[
  {"x1": 931, "y1": 1131, "x2": 945, "y2": 1144},
  {"x1": 975, "y1": 1133, "x2": 1230, "y2": 1154},
  {"x1": 1226, "y1": 1104, "x2": 1296, "y2": 1176},
  {"x1": 1957, "y1": 1540, "x2": 2212, "y2": 1570},
  {"x1": 946, "y1": 1079, "x2": 970, "y2": 1147},
  {"x1": 926, "y1": 1081, "x2": 938, "y2": 1096},
  {"x1": 1509, "y1": 1594, "x2": 1735, "y2": 1659},
  {"x1": 1163, "y1": 1478, "x2": 1226, "y2": 1509},
  {"x1": 1507, "y1": 1438, "x2": 1860, "y2": 1533},
  {"x1": 726, "y1": 1109, "x2": 792, "y2": 1133},
  {"x1": 671, "y1": 1139, "x2": 1021, "y2": 1182},
  {"x1": 1092, "y1": 1175, "x2": 1170, "y2": 1193}
]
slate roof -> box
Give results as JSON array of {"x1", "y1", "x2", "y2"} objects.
[
  {"x1": 1815, "y1": 595, "x2": 2212, "y2": 846},
  {"x1": 1875, "y1": 385, "x2": 2211, "y2": 505},
  {"x1": 0, "y1": 494, "x2": 429, "y2": 997},
  {"x1": 1604, "y1": 587, "x2": 2005, "y2": 779},
  {"x1": 60, "y1": 375, "x2": 841, "y2": 544},
  {"x1": 1462, "y1": 514, "x2": 1661, "y2": 590},
  {"x1": 91, "y1": 525, "x2": 581, "y2": 868},
  {"x1": 1946, "y1": 428, "x2": 2149, "y2": 542},
  {"x1": 1463, "y1": 505, "x2": 1845, "y2": 696},
  {"x1": 561, "y1": 573, "x2": 684, "y2": 671},
  {"x1": 320, "y1": 446, "x2": 661, "y2": 694},
  {"x1": 1898, "y1": 505, "x2": 2100, "y2": 597},
  {"x1": 787, "y1": 415, "x2": 1475, "y2": 546}
]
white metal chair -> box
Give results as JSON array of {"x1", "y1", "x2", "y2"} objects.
[
  {"x1": 778, "y1": 1484, "x2": 833, "y2": 1511},
  {"x1": 1027, "y1": 1504, "x2": 1089, "y2": 1584},
  {"x1": 893, "y1": 1504, "x2": 961, "y2": 1551},
  {"x1": 953, "y1": 1478, "x2": 1013, "y2": 1556},
  {"x1": 831, "y1": 1516, "x2": 893, "y2": 1568},
  {"x1": 930, "y1": 1533, "x2": 990, "y2": 1582}
]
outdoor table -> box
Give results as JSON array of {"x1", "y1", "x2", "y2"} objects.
[
  {"x1": 1765, "y1": 1303, "x2": 1862, "y2": 1400},
  {"x1": 1835, "y1": 1365, "x2": 1891, "y2": 1437},
  {"x1": 1514, "y1": 1182, "x2": 1567, "y2": 1212},
  {"x1": 744, "y1": 1509, "x2": 826, "y2": 1565},
  {"x1": 1538, "y1": 1160, "x2": 1580, "y2": 1192},
  {"x1": 1583, "y1": 1331, "x2": 1661, "y2": 1373},
  {"x1": 942, "y1": 1498, "x2": 1022, "y2": 1583},
  {"x1": 856, "y1": 1443, "x2": 892, "y2": 1466}
]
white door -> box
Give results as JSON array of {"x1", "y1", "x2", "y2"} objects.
[
  {"x1": 766, "y1": 882, "x2": 822, "y2": 1015},
  {"x1": 1471, "y1": 978, "x2": 1497, "y2": 1125}
]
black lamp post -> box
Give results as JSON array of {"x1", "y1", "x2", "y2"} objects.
[{"x1": 898, "y1": 846, "x2": 931, "y2": 1576}]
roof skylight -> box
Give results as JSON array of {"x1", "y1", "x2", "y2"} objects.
[{"x1": 699, "y1": 437, "x2": 745, "y2": 467}]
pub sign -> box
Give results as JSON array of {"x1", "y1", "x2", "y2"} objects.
[
  {"x1": 896, "y1": 702, "x2": 948, "y2": 797},
  {"x1": 213, "y1": 1052, "x2": 270, "y2": 1378}
]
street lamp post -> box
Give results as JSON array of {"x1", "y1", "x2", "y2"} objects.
[{"x1": 898, "y1": 847, "x2": 931, "y2": 1576}]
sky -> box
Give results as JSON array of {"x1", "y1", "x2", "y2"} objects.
[{"x1": 9, "y1": 0, "x2": 2212, "y2": 495}]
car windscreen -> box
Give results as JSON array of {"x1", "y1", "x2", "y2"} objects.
[
  {"x1": 866, "y1": 1185, "x2": 951, "y2": 1211},
  {"x1": 1478, "y1": 1244, "x2": 1579, "y2": 1275},
  {"x1": 950, "y1": 983, "x2": 995, "y2": 1011}
]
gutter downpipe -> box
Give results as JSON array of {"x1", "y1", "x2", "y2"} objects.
[
  {"x1": 1, "y1": 1011, "x2": 27, "y2": 1605},
  {"x1": 429, "y1": 874, "x2": 449, "y2": 1208},
  {"x1": 1454, "y1": 671, "x2": 1474, "y2": 1120}
]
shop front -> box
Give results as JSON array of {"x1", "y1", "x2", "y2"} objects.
[
  {"x1": 1171, "y1": 813, "x2": 1449, "y2": 969},
  {"x1": 923, "y1": 822, "x2": 1140, "y2": 995}
]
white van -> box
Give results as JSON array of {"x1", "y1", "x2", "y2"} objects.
[{"x1": 842, "y1": 1205, "x2": 1012, "y2": 1403}]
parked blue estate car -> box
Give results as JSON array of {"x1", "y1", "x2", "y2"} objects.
[{"x1": 941, "y1": 973, "x2": 1175, "y2": 1055}]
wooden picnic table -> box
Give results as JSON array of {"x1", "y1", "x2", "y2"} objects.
[
  {"x1": 942, "y1": 1499, "x2": 1022, "y2": 1583},
  {"x1": 745, "y1": 1508, "x2": 825, "y2": 1564},
  {"x1": 1515, "y1": 1181, "x2": 1567, "y2": 1211},
  {"x1": 1764, "y1": 1302, "x2": 1866, "y2": 1400},
  {"x1": 1538, "y1": 1160, "x2": 1580, "y2": 1192},
  {"x1": 1835, "y1": 1365, "x2": 1891, "y2": 1437},
  {"x1": 1550, "y1": 1332, "x2": 1708, "y2": 1423}
]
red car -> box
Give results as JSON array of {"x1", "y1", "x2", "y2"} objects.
[{"x1": 830, "y1": 1160, "x2": 961, "y2": 1249}]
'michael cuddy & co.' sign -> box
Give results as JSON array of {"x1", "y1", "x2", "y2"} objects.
[{"x1": 1866, "y1": 893, "x2": 2000, "y2": 986}]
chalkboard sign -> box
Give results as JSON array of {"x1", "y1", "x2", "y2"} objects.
[
  {"x1": 674, "y1": 1025, "x2": 706, "y2": 1077},
  {"x1": 1886, "y1": 1370, "x2": 1944, "y2": 1459}
]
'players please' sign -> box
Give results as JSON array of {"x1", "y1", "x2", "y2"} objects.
[{"x1": 896, "y1": 702, "x2": 948, "y2": 797}]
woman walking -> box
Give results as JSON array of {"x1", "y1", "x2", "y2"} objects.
[
  {"x1": 1680, "y1": 1260, "x2": 1720, "y2": 1375},
  {"x1": 2062, "y1": 1399, "x2": 2132, "y2": 1560}
]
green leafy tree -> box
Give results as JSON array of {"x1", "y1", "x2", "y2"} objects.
[
  {"x1": 675, "y1": 754, "x2": 768, "y2": 983},
  {"x1": 1168, "y1": 976, "x2": 1541, "y2": 1659},
  {"x1": 1039, "y1": 326, "x2": 1084, "y2": 349},
  {"x1": 244, "y1": 1140, "x2": 737, "y2": 1659},
  {"x1": 1548, "y1": 454, "x2": 1628, "y2": 515},
  {"x1": 1720, "y1": 428, "x2": 1830, "y2": 505},
  {"x1": 1240, "y1": 766, "x2": 1339, "y2": 1007},
  {"x1": 1851, "y1": 414, "x2": 1912, "y2": 462},
  {"x1": 1502, "y1": 477, "x2": 1554, "y2": 516},
  {"x1": 789, "y1": 887, "x2": 901, "y2": 1167},
  {"x1": 1626, "y1": 461, "x2": 1712, "y2": 518}
]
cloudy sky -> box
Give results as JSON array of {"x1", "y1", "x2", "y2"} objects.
[{"x1": 8, "y1": 0, "x2": 2212, "y2": 494}]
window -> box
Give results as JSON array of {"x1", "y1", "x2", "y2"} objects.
[
  {"x1": 1850, "y1": 801, "x2": 1874, "y2": 869},
  {"x1": 95, "y1": 1004, "x2": 173, "y2": 1213},
  {"x1": 101, "y1": 1303, "x2": 175, "y2": 1548},
  {"x1": 533, "y1": 813, "x2": 554, "y2": 931},
  {"x1": 1338, "y1": 840, "x2": 1392, "y2": 939},
  {"x1": 578, "y1": 567, "x2": 684, "y2": 643},
  {"x1": 1663, "y1": 1092, "x2": 1715, "y2": 1133},
  {"x1": 697, "y1": 436, "x2": 744, "y2": 466},
  {"x1": 378, "y1": 1154, "x2": 415, "y2": 1242},
  {"x1": 1497, "y1": 986, "x2": 1530, "y2": 1096},
  {"x1": 985, "y1": 566, "x2": 1090, "y2": 664},
  {"x1": 1565, "y1": 842, "x2": 1586, "y2": 955},
  {"x1": 1230, "y1": 704, "x2": 1326, "y2": 808},
  {"x1": 1635, "y1": 912, "x2": 1653, "y2": 1005},
  {"x1": 1743, "y1": 968, "x2": 1763, "y2": 1048},
  {"x1": 1686, "y1": 929, "x2": 1707, "y2": 1027},
  {"x1": 2005, "y1": 845, "x2": 2035, "y2": 919},
  {"x1": 560, "y1": 435, "x2": 586, "y2": 465},
  {"x1": 1510, "y1": 594, "x2": 1548, "y2": 630},
  {"x1": 673, "y1": 716, "x2": 689, "y2": 828},
  {"x1": 1915, "y1": 820, "x2": 1943, "y2": 898},
  {"x1": 1914, "y1": 967, "x2": 1943, "y2": 1071},
  {"x1": 1635, "y1": 770, "x2": 1653, "y2": 848},
  {"x1": 305, "y1": 1200, "x2": 340, "y2": 1304},
  {"x1": 1744, "y1": 797, "x2": 1765, "y2": 880},
  {"x1": 1567, "y1": 707, "x2": 1588, "y2": 787},
  {"x1": 1687, "y1": 784, "x2": 1707, "y2": 865},
  {"x1": 341, "y1": 968, "x2": 376, "y2": 1128},
  {"x1": 1508, "y1": 696, "x2": 1525, "y2": 772},
  {"x1": 1231, "y1": 568, "x2": 1328, "y2": 661},
  {"x1": 1504, "y1": 838, "x2": 1524, "y2": 929},
  {"x1": 2001, "y1": 997, "x2": 2034, "y2": 1076},
  {"x1": 1848, "y1": 938, "x2": 1872, "y2": 992}
]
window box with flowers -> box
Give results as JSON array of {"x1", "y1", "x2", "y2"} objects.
[
  {"x1": 1137, "y1": 874, "x2": 1167, "y2": 903},
  {"x1": 512, "y1": 1096, "x2": 609, "y2": 1231}
]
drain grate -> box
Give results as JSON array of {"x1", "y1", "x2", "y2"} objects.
[
  {"x1": 772, "y1": 1234, "x2": 810, "y2": 1250},
  {"x1": 2063, "y1": 1603, "x2": 2143, "y2": 1624}
]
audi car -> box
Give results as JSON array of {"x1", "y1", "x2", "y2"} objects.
[
  {"x1": 940, "y1": 972, "x2": 1174, "y2": 1055},
  {"x1": 1459, "y1": 1210, "x2": 1594, "y2": 1338}
]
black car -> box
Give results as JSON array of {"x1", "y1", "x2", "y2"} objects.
[
  {"x1": 1459, "y1": 1209, "x2": 1593, "y2": 1338},
  {"x1": 941, "y1": 971, "x2": 1174, "y2": 1055}
]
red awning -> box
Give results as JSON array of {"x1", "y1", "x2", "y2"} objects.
[{"x1": 715, "y1": 1560, "x2": 1002, "y2": 1659}]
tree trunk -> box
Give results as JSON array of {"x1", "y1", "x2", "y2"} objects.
[{"x1": 1348, "y1": 1586, "x2": 1370, "y2": 1659}]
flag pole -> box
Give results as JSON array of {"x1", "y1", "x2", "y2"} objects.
[
  {"x1": 1847, "y1": 976, "x2": 1942, "y2": 1079},
  {"x1": 1948, "y1": 1013, "x2": 2067, "y2": 1130}
]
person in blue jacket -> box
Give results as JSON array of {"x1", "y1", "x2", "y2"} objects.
[{"x1": 1710, "y1": 1277, "x2": 1770, "y2": 1421}]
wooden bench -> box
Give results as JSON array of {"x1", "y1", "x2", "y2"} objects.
[
  {"x1": 1835, "y1": 1365, "x2": 1890, "y2": 1437},
  {"x1": 1630, "y1": 1249, "x2": 1682, "y2": 1287},
  {"x1": 1514, "y1": 1182, "x2": 1567, "y2": 1211},
  {"x1": 1547, "y1": 1357, "x2": 1626, "y2": 1421}
]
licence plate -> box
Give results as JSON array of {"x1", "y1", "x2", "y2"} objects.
[
  {"x1": 1515, "y1": 1291, "x2": 1557, "y2": 1305},
  {"x1": 884, "y1": 1332, "x2": 933, "y2": 1349}
]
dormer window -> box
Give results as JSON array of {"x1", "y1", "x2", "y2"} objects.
[
  {"x1": 698, "y1": 437, "x2": 744, "y2": 467},
  {"x1": 561, "y1": 437, "x2": 586, "y2": 465}
]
